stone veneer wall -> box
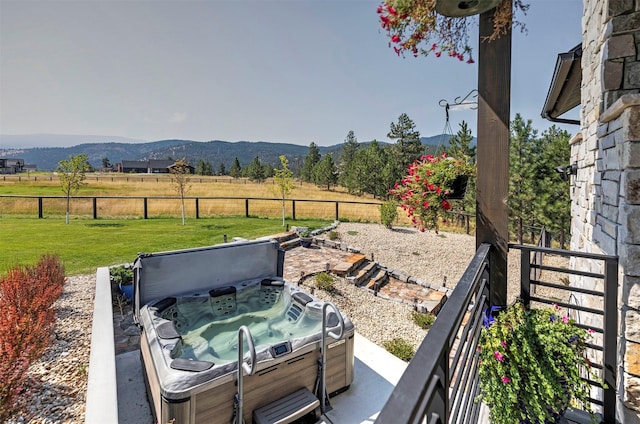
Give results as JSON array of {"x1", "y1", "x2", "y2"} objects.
[{"x1": 574, "y1": 0, "x2": 640, "y2": 420}]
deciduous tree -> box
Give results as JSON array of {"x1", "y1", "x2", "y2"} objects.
[
  {"x1": 271, "y1": 155, "x2": 295, "y2": 226},
  {"x1": 56, "y1": 154, "x2": 90, "y2": 224},
  {"x1": 169, "y1": 157, "x2": 191, "y2": 225}
]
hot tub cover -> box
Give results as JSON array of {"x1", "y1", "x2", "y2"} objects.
[{"x1": 133, "y1": 239, "x2": 284, "y2": 320}]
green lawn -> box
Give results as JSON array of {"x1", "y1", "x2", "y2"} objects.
[{"x1": 0, "y1": 217, "x2": 329, "y2": 275}]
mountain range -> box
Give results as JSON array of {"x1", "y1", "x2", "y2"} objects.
[{"x1": 0, "y1": 134, "x2": 456, "y2": 171}]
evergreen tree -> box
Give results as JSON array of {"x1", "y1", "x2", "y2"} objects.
[
  {"x1": 229, "y1": 157, "x2": 242, "y2": 179},
  {"x1": 447, "y1": 121, "x2": 476, "y2": 161},
  {"x1": 313, "y1": 153, "x2": 338, "y2": 190},
  {"x1": 301, "y1": 142, "x2": 321, "y2": 183},
  {"x1": 338, "y1": 130, "x2": 360, "y2": 192},
  {"x1": 352, "y1": 140, "x2": 386, "y2": 198},
  {"x1": 509, "y1": 114, "x2": 539, "y2": 244},
  {"x1": 247, "y1": 156, "x2": 266, "y2": 182},
  {"x1": 195, "y1": 159, "x2": 213, "y2": 176},
  {"x1": 533, "y1": 126, "x2": 572, "y2": 248},
  {"x1": 217, "y1": 162, "x2": 226, "y2": 176},
  {"x1": 388, "y1": 113, "x2": 423, "y2": 175}
]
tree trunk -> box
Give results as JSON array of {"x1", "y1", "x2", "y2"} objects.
[
  {"x1": 181, "y1": 200, "x2": 185, "y2": 226},
  {"x1": 66, "y1": 195, "x2": 70, "y2": 224}
]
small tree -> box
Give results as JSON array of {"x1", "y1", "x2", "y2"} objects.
[
  {"x1": 56, "y1": 154, "x2": 90, "y2": 224},
  {"x1": 229, "y1": 157, "x2": 242, "y2": 179},
  {"x1": 271, "y1": 155, "x2": 295, "y2": 226},
  {"x1": 169, "y1": 157, "x2": 191, "y2": 225}
]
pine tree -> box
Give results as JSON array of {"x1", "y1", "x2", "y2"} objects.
[
  {"x1": 352, "y1": 140, "x2": 386, "y2": 198},
  {"x1": 338, "y1": 130, "x2": 360, "y2": 192},
  {"x1": 301, "y1": 142, "x2": 321, "y2": 183},
  {"x1": 388, "y1": 113, "x2": 423, "y2": 175},
  {"x1": 229, "y1": 157, "x2": 242, "y2": 179},
  {"x1": 447, "y1": 121, "x2": 476, "y2": 161},
  {"x1": 313, "y1": 153, "x2": 338, "y2": 190},
  {"x1": 217, "y1": 162, "x2": 226, "y2": 176},
  {"x1": 533, "y1": 126, "x2": 572, "y2": 248},
  {"x1": 247, "y1": 156, "x2": 266, "y2": 182},
  {"x1": 509, "y1": 114, "x2": 539, "y2": 244}
]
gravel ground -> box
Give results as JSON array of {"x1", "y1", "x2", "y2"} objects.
[{"x1": 5, "y1": 222, "x2": 566, "y2": 423}]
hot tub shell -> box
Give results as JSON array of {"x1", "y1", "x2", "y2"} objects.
[{"x1": 134, "y1": 240, "x2": 354, "y2": 424}]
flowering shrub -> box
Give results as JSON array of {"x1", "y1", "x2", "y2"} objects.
[
  {"x1": 478, "y1": 302, "x2": 602, "y2": 424},
  {"x1": 389, "y1": 153, "x2": 474, "y2": 232},
  {"x1": 0, "y1": 255, "x2": 65, "y2": 421},
  {"x1": 377, "y1": 0, "x2": 529, "y2": 62}
]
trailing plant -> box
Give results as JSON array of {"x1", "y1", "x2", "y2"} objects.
[
  {"x1": 383, "y1": 337, "x2": 415, "y2": 362},
  {"x1": 478, "y1": 302, "x2": 603, "y2": 424},
  {"x1": 0, "y1": 255, "x2": 65, "y2": 421},
  {"x1": 377, "y1": 0, "x2": 529, "y2": 62}
]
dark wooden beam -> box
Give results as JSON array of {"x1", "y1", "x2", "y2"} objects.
[{"x1": 476, "y1": 8, "x2": 511, "y2": 307}]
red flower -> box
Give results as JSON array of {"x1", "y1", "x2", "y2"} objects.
[
  {"x1": 435, "y1": 51, "x2": 441, "y2": 58},
  {"x1": 391, "y1": 34, "x2": 401, "y2": 43},
  {"x1": 376, "y1": 4, "x2": 383, "y2": 13},
  {"x1": 393, "y1": 46, "x2": 401, "y2": 56},
  {"x1": 441, "y1": 200, "x2": 451, "y2": 210},
  {"x1": 466, "y1": 57, "x2": 475, "y2": 64},
  {"x1": 431, "y1": 43, "x2": 437, "y2": 51},
  {"x1": 387, "y1": 5, "x2": 397, "y2": 15}
]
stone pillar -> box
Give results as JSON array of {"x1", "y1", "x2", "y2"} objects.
[{"x1": 575, "y1": 0, "x2": 640, "y2": 420}]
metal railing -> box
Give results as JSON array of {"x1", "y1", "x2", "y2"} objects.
[{"x1": 376, "y1": 243, "x2": 618, "y2": 424}]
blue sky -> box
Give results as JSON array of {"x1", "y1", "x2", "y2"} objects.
[{"x1": 0, "y1": 0, "x2": 583, "y2": 147}]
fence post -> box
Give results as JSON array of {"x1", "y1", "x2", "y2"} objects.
[
  {"x1": 195, "y1": 198, "x2": 200, "y2": 219},
  {"x1": 292, "y1": 200, "x2": 296, "y2": 221},
  {"x1": 465, "y1": 215, "x2": 470, "y2": 234},
  {"x1": 93, "y1": 198, "x2": 97, "y2": 219},
  {"x1": 143, "y1": 198, "x2": 148, "y2": 219},
  {"x1": 38, "y1": 197, "x2": 43, "y2": 219},
  {"x1": 245, "y1": 199, "x2": 249, "y2": 218},
  {"x1": 335, "y1": 202, "x2": 339, "y2": 221},
  {"x1": 520, "y1": 247, "x2": 531, "y2": 307}
]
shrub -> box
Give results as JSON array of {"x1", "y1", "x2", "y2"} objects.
[
  {"x1": 314, "y1": 272, "x2": 335, "y2": 292},
  {"x1": 411, "y1": 311, "x2": 435, "y2": 329},
  {"x1": 383, "y1": 337, "x2": 415, "y2": 362},
  {"x1": 110, "y1": 265, "x2": 133, "y2": 286},
  {"x1": 380, "y1": 200, "x2": 398, "y2": 228},
  {"x1": 0, "y1": 255, "x2": 65, "y2": 421},
  {"x1": 327, "y1": 230, "x2": 340, "y2": 241}
]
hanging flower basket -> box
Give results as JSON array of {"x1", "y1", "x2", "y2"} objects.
[{"x1": 389, "y1": 153, "x2": 474, "y2": 232}]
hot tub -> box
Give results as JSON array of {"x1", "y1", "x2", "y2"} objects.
[{"x1": 134, "y1": 240, "x2": 355, "y2": 424}]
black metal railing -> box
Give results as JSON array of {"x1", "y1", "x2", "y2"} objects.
[
  {"x1": 376, "y1": 243, "x2": 618, "y2": 424},
  {"x1": 375, "y1": 243, "x2": 491, "y2": 423}
]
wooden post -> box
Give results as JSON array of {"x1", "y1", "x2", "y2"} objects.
[
  {"x1": 335, "y1": 202, "x2": 339, "y2": 221},
  {"x1": 93, "y1": 197, "x2": 97, "y2": 219},
  {"x1": 38, "y1": 197, "x2": 43, "y2": 219},
  {"x1": 292, "y1": 200, "x2": 296, "y2": 221},
  {"x1": 195, "y1": 198, "x2": 200, "y2": 219},
  {"x1": 143, "y1": 197, "x2": 148, "y2": 219},
  {"x1": 477, "y1": 8, "x2": 511, "y2": 308},
  {"x1": 245, "y1": 199, "x2": 249, "y2": 218}
]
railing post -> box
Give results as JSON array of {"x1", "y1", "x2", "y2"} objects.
[
  {"x1": 603, "y1": 257, "x2": 618, "y2": 423},
  {"x1": 335, "y1": 202, "x2": 339, "y2": 221},
  {"x1": 143, "y1": 198, "x2": 148, "y2": 219},
  {"x1": 245, "y1": 199, "x2": 249, "y2": 218},
  {"x1": 195, "y1": 198, "x2": 200, "y2": 219},
  {"x1": 292, "y1": 200, "x2": 296, "y2": 221},
  {"x1": 520, "y1": 247, "x2": 531, "y2": 307},
  {"x1": 38, "y1": 197, "x2": 43, "y2": 219},
  {"x1": 93, "y1": 197, "x2": 97, "y2": 219}
]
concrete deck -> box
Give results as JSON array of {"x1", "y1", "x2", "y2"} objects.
[{"x1": 115, "y1": 333, "x2": 407, "y2": 424}]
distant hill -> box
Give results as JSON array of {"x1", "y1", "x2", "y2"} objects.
[{"x1": 0, "y1": 134, "x2": 468, "y2": 171}]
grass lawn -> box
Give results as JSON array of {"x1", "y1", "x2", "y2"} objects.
[{"x1": 0, "y1": 217, "x2": 329, "y2": 276}]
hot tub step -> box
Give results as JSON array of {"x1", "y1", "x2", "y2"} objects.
[{"x1": 253, "y1": 387, "x2": 320, "y2": 424}]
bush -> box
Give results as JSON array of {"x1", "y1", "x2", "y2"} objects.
[
  {"x1": 0, "y1": 255, "x2": 65, "y2": 421},
  {"x1": 314, "y1": 272, "x2": 335, "y2": 292},
  {"x1": 411, "y1": 311, "x2": 435, "y2": 329},
  {"x1": 327, "y1": 230, "x2": 340, "y2": 241},
  {"x1": 380, "y1": 200, "x2": 398, "y2": 228},
  {"x1": 383, "y1": 337, "x2": 415, "y2": 362},
  {"x1": 110, "y1": 265, "x2": 133, "y2": 286}
]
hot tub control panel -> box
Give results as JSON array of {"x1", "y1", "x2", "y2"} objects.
[{"x1": 270, "y1": 341, "x2": 292, "y2": 358}]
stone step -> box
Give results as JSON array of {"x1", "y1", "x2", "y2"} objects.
[
  {"x1": 351, "y1": 261, "x2": 378, "y2": 286},
  {"x1": 332, "y1": 253, "x2": 367, "y2": 276},
  {"x1": 364, "y1": 269, "x2": 388, "y2": 291}
]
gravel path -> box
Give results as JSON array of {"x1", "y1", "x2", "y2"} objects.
[{"x1": 6, "y1": 222, "x2": 563, "y2": 423}]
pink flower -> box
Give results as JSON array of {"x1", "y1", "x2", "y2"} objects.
[
  {"x1": 562, "y1": 315, "x2": 569, "y2": 324},
  {"x1": 494, "y1": 351, "x2": 504, "y2": 362},
  {"x1": 501, "y1": 376, "x2": 511, "y2": 384},
  {"x1": 393, "y1": 46, "x2": 401, "y2": 56},
  {"x1": 435, "y1": 51, "x2": 441, "y2": 58},
  {"x1": 431, "y1": 43, "x2": 437, "y2": 51},
  {"x1": 500, "y1": 340, "x2": 507, "y2": 348},
  {"x1": 588, "y1": 328, "x2": 595, "y2": 334},
  {"x1": 553, "y1": 303, "x2": 560, "y2": 310}
]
